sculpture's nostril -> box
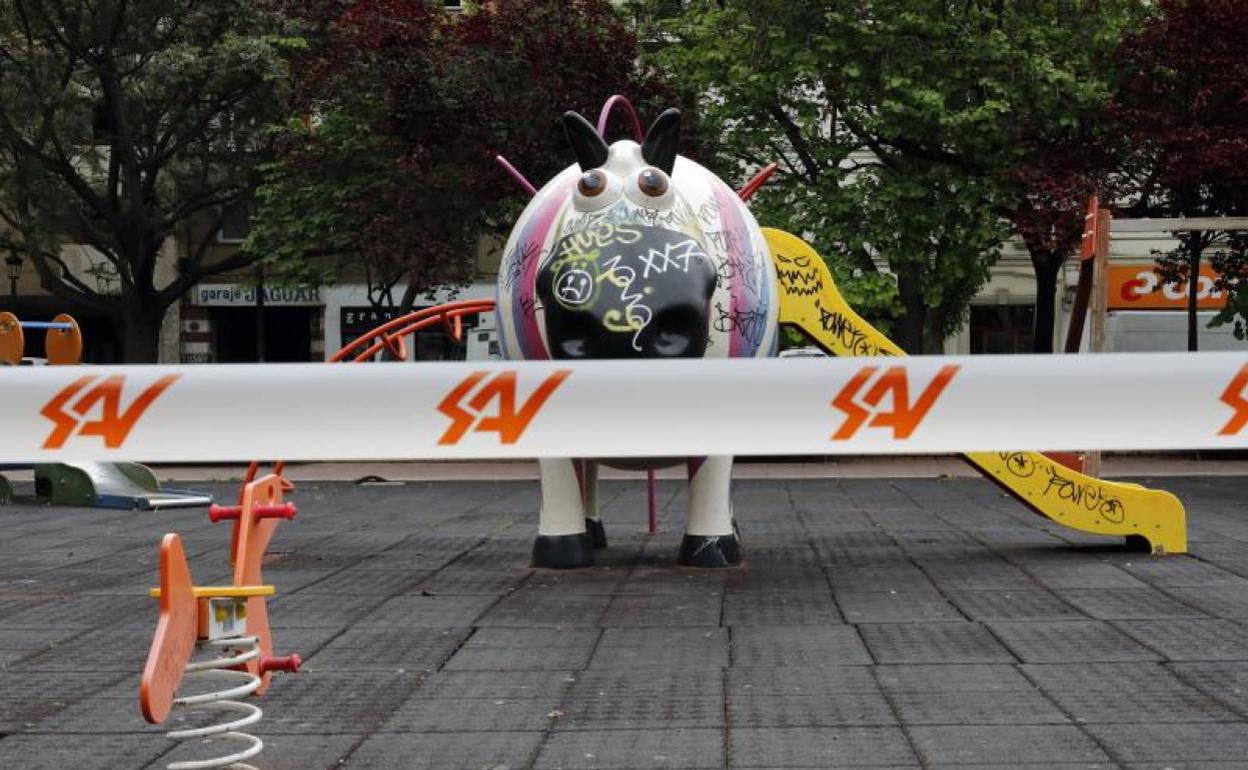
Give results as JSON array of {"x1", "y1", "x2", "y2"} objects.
[
  {"x1": 648, "y1": 307, "x2": 705, "y2": 358},
  {"x1": 652, "y1": 330, "x2": 694, "y2": 357},
  {"x1": 559, "y1": 338, "x2": 590, "y2": 358}
]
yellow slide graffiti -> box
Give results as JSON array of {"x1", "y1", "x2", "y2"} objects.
[{"x1": 764, "y1": 227, "x2": 1187, "y2": 554}]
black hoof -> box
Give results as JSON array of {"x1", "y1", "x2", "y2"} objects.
[
  {"x1": 586, "y1": 518, "x2": 608, "y2": 549},
  {"x1": 678, "y1": 533, "x2": 741, "y2": 568},
  {"x1": 532, "y1": 532, "x2": 595, "y2": 569}
]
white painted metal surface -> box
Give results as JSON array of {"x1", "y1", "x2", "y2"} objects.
[{"x1": 2, "y1": 354, "x2": 1246, "y2": 462}]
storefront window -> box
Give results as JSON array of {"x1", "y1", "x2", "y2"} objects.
[{"x1": 969, "y1": 305, "x2": 1035, "y2": 354}]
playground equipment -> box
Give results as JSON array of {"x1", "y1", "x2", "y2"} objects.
[
  {"x1": 3, "y1": 98, "x2": 1222, "y2": 565},
  {"x1": 495, "y1": 99, "x2": 780, "y2": 568},
  {"x1": 489, "y1": 96, "x2": 1187, "y2": 565},
  {"x1": 765, "y1": 227, "x2": 1187, "y2": 554},
  {"x1": 0, "y1": 311, "x2": 210, "y2": 510},
  {"x1": 140, "y1": 474, "x2": 300, "y2": 769},
  {"x1": 0, "y1": 311, "x2": 83, "y2": 366}
]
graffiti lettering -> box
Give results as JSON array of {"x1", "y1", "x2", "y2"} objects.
[
  {"x1": 501, "y1": 241, "x2": 542, "y2": 293},
  {"x1": 776, "y1": 266, "x2": 823, "y2": 297},
  {"x1": 555, "y1": 222, "x2": 642, "y2": 260},
  {"x1": 696, "y1": 200, "x2": 719, "y2": 226},
  {"x1": 599, "y1": 256, "x2": 653, "y2": 347},
  {"x1": 712, "y1": 302, "x2": 768, "y2": 347},
  {"x1": 703, "y1": 227, "x2": 749, "y2": 257},
  {"x1": 715, "y1": 250, "x2": 762, "y2": 297},
  {"x1": 638, "y1": 239, "x2": 699, "y2": 279},
  {"x1": 775, "y1": 252, "x2": 812, "y2": 269},
  {"x1": 1042, "y1": 466, "x2": 1126, "y2": 524},
  {"x1": 554, "y1": 268, "x2": 595, "y2": 306},
  {"x1": 998, "y1": 452, "x2": 1037, "y2": 478},
  {"x1": 818, "y1": 304, "x2": 890, "y2": 358},
  {"x1": 634, "y1": 198, "x2": 697, "y2": 230},
  {"x1": 831, "y1": 365, "x2": 959, "y2": 440}
]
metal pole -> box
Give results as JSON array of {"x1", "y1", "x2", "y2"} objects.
[
  {"x1": 255, "y1": 264, "x2": 266, "y2": 363},
  {"x1": 647, "y1": 469, "x2": 657, "y2": 534},
  {"x1": 1084, "y1": 207, "x2": 1112, "y2": 479}
]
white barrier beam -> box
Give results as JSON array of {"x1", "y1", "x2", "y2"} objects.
[{"x1": 1, "y1": 354, "x2": 1246, "y2": 462}]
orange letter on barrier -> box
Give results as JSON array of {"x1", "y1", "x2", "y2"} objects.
[
  {"x1": 832, "y1": 365, "x2": 960, "y2": 440},
  {"x1": 1219, "y1": 365, "x2": 1248, "y2": 436},
  {"x1": 42, "y1": 374, "x2": 179, "y2": 449},
  {"x1": 438, "y1": 370, "x2": 570, "y2": 445}
]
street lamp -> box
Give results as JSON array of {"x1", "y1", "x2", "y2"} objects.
[{"x1": 4, "y1": 252, "x2": 21, "y2": 299}]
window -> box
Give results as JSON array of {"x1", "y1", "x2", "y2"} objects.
[
  {"x1": 969, "y1": 305, "x2": 1035, "y2": 354},
  {"x1": 217, "y1": 203, "x2": 252, "y2": 244}
]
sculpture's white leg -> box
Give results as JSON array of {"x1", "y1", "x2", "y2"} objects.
[
  {"x1": 581, "y1": 460, "x2": 607, "y2": 548},
  {"x1": 533, "y1": 457, "x2": 594, "y2": 569},
  {"x1": 680, "y1": 455, "x2": 741, "y2": 567}
]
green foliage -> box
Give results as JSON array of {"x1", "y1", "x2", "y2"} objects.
[
  {"x1": 250, "y1": 0, "x2": 673, "y2": 307},
  {"x1": 1113, "y1": 0, "x2": 1248, "y2": 348},
  {"x1": 641, "y1": 0, "x2": 1139, "y2": 353},
  {"x1": 0, "y1": 0, "x2": 292, "y2": 359},
  {"x1": 1208, "y1": 234, "x2": 1248, "y2": 339}
]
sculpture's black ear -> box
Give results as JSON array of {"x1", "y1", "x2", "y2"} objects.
[
  {"x1": 563, "y1": 111, "x2": 609, "y2": 170},
  {"x1": 641, "y1": 108, "x2": 681, "y2": 175}
]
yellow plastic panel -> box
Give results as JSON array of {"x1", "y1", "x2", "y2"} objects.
[{"x1": 764, "y1": 227, "x2": 1186, "y2": 554}]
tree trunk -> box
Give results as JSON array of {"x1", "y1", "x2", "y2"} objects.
[
  {"x1": 1186, "y1": 237, "x2": 1201, "y2": 352},
  {"x1": 119, "y1": 305, "x2": 164, "y2": 363},
  {"x1": 894, "y1": 265, "x2": 926, "y2": 354},
  {"x1": 1032, "y1": 253, "x2": 1061, "y2": 354}
]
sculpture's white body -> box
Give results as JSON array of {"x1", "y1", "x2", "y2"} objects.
[{"x1": 495, "y1": 126, "x2": 779, "y2": 567}]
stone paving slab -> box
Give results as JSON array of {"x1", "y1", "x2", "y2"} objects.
[
  {"x1": 728, "y1": 726, "x2": 917, "y2": 767},
  {"x1": 4, "y1": 476, "x2": 1248, "y2": 768},
  {"x1": 856, "y1": 622, "x2": 1017, "y2": 664},
  {"x1": 906, "y1": 724, "x2": 1110, "y2": 765},
  {"x1": 987, "y1": 619, "x2": 1165, "y2": 663}
]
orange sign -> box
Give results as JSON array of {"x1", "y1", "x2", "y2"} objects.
[
  {"x1": 831, "y1": 365, "x2": 959, "y2": 440},
  {"x1": 1220, "y1": 364, "x2": 1248, "y2": 436},
  {"x1": 437, "y1": 370, "x2": 570, "y2": 445},
  {"x1": 1108, "y1": 264, "x2": 1227, "y2": 310},
  {"x1": 41, "y1": 374, "x2": 180, "y2": 449}
]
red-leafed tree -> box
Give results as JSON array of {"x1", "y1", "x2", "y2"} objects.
[
  {"x1": 250, "y1": 0, "x2": 682, "y2": 308},
  {"x1": 1112, "y1": 0, "x2": 1248, "y2": 350},
  {"x1": 1005, "y1": 137, "x2": 1116, "y2": 353}
]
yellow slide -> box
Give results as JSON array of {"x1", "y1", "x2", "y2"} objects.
[{"x1": 764, "y1": 228, "x2": 1186, "y2": 554}]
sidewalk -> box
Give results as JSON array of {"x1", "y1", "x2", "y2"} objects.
[
  {"x1": 136, "y1": 455, "x2": 1248, "y2": 483},
  {"x1": 4, "y1": 475, "x2": 1248, "y2": 768}
]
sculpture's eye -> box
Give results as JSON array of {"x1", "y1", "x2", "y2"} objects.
[
  {"x1": 578, "y1": 170, "x2": 608, "y2": 197},
  {"x1": 637, "y1": 167, "x2": 669, "y2": 197}
]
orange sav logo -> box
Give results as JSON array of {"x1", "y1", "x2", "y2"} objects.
[
  {"x1": 1219, "y1": 364, "x2": 1248, "y2": 436},
  {"x1": 832, "y1": 365, "x2": 960, "y2": 440},
  {"x1": 41, "y1": 374, "x2": 180, "y2": 449},
  {"x1": 437, "y1": 370, "x2": 571, "y2": 445}
]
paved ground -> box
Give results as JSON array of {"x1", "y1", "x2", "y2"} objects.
[{"x1": 3, "y1": 474, "x2": 1248, "y2": 769}]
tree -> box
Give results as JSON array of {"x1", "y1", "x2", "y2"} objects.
[
  {"x1": 249, "y1": 0, "x2": 679, "y2": 311},
  {"x1": 1209, "y1": 233, "x2": 1248, "y2": 339},
  {"x1": 1005, "y1": 138, "x2": 1116, "y2": 353},
  {"x1": 1112, "y1": 0, "x2": 1248, "y2": 350},
  {"x1": 0, "y1": 0, "x2": 294, "y2": 361},
  {"x1": 646, "y1": 0, "x2": 1142, "y2": 353}
]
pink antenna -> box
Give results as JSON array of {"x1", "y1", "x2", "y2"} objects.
[
  {"x1": 596, "y1": 94, "x2": 644, "y2": 142},
  {"x1": 738, "y1": 162, "x2": 780, "y2": 202},
  {"x1": 495, "y1": 154, "x2": 537, "y2": 197}
]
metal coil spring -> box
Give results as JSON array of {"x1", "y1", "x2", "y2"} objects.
[{"x1": 164, "y1": 636, "x2": 264, "y2": 770}]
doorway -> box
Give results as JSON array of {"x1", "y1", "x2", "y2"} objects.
[{"x1": 212, "y1": 307, "x2": 315, "y2": 362}]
